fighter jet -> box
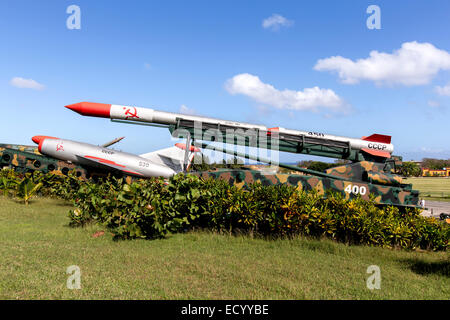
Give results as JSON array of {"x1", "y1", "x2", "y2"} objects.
[{"x1": 31, "y1": 135, "x2": 200, "y2": 178}]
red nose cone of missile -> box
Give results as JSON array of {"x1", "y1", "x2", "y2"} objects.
[
  {"x1": 65, "y1": 102, "x2": 111, "y2": 118},
  {"x1": 32, "y1": 135, "x2": 59, "y2": 153},
  {"x1": 32, "y1": 135, "x2": 59, "y2": 145}
]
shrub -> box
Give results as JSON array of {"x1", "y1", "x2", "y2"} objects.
[
  {"x1": 63, "y1": 173, "x2": 448, "y2": 251},
  {"x1": 3, "y1": 168, "x2": 447, "y2": 250}
]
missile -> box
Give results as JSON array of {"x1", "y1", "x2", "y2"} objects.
[
  {"x1": 31, "y1": 135, "x2": 199, "y2": 178},
  {"x1": 65, "y1": 102, "x2": 394, "y2": 158}
]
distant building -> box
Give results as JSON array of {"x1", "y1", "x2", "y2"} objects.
[{"x1": 422, "y1": 168, "x2": 450, "y2": 177}]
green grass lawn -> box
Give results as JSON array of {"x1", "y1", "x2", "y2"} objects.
[
  {"x1": 0, "y1": 196, "x2": 448, "y2": 300},
  {"x1": 405, "y1": 177, "x2": 450, "y2": 202}
]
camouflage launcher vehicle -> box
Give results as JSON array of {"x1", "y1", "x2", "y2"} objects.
[
  {"x1": 190, "y1": 161, "x2": 418, "y2": 208},
  {"x1": 0, "y1": 144, "x2": 110, "y2": 180}
]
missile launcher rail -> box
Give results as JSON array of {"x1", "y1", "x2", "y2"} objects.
[{"x1": 169, "y1": 119, "x2": 385, "y2": 163}]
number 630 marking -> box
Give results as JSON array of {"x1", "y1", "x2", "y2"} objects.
[{"x1": 345, "y1": 184, "x2": 367, "y2": 195}]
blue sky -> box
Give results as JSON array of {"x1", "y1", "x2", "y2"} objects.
[{"x1": 1, "y1": 0, "x2": 450, "y2": 163}]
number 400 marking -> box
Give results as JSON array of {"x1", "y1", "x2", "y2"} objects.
[{"x1": 344, "y1": 184, "x2": 367, "y2": 195}]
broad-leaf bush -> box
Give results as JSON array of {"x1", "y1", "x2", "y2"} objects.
[
  {"x1": 64, "y1": 173, "x2": 448, "y2": 251},
  {"x1": 1, "y1": 169, "x2": 448, "y2": 250}
]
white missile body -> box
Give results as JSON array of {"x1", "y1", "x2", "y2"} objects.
[
  {"x1": 109, "y1": 104, "x2": 268, "y2": 130},
  {"x1": 32, "y1": 136, "x2": 198, "y2": 178}
]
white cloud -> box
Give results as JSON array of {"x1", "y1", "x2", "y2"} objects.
[
  {"x1": 262, "y1": 14, "x2": 293, "y2": 31},
  {"x1": 435, "y1": 83, "x2": 450, "y2": 96},
  {"x1": 427, "y1": 100, "x2": 440, "y2": 107},
  {"x1": 225, "y1": 73, "x2": 346, "y2": 113},
  {"x1": 10, "y1": 77, "x2": 45, "y2": 90},
  {"x1": 179, "y1": 104, "x2": 196, "y2": 115},
  {"x1": 314, "y1": 41, "x2": 450, "y2": 86}
]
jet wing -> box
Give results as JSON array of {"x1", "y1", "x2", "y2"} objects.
[
  {"x1": 76, "y1": 155, "x2": 144, "y2": 176},
  {"x1": 100, "y1": 136, "x2": 125, "y2": 148}
]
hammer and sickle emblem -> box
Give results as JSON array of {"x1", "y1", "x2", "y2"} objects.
[{"x1": 123, "y1": 107, "x2": 139, "y2": 119}]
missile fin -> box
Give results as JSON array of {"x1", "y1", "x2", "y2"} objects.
[
  {"x1": 267, "y1": 127, "x2": 280, "y2": 136},
  {"x1": 361, "y1": 148, "x2": 391, "y2": 158},
  {"x1": 362, "y1": 134, "x2": 391, "y2": 144},
  {"x1": 139, "y1": 145, "x2": 200, "y2": 173}
]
